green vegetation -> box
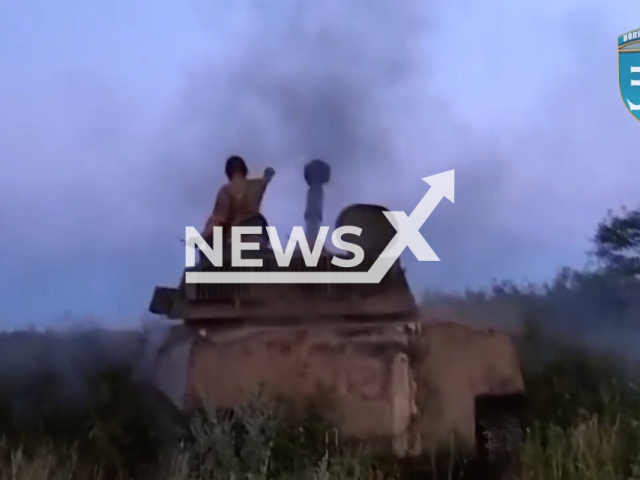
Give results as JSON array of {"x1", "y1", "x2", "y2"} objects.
[{"x1": 2, "y1": 206, "x2": 640, "y2": 479}]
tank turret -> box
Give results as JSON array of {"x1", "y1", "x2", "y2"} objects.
[{"x1": 148, "y1": 160, "x2": 417, "y2": 326}]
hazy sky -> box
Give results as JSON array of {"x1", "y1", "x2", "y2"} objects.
[{"x1": 0, "y1": 0, "x2": 638, "y2": 328}]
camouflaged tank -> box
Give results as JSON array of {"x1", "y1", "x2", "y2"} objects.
[{"x1": 147, "y1": 160, "x2": 526, "y2": 479}]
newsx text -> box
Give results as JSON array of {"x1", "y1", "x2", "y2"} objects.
[{"x1": 184, "y1": 225, "x2": 364, "y2": 269}]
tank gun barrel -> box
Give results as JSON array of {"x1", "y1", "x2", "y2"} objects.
[{"x1": 303, "y1": 159, "x2": 331, "y2": 244}]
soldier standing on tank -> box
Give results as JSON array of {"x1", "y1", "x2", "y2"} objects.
[{"x1": 200, "y1": 155, "x2": 275, "y2": 245}]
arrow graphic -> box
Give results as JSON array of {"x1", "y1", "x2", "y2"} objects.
[
  {"x1": 185, "y1": 169, "x2": 455, "y2": 284},
  {"x1": 362, "y1": 169, "x2": 455, "y2": 283}
]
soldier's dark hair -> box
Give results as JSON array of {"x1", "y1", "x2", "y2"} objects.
[{"x1": 225, "y1": 155, "x2": 248, "y2": 179}]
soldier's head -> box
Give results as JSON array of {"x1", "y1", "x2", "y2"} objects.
[{"x1": 225, "y1": 155, "x2": 248, "y2": 180}]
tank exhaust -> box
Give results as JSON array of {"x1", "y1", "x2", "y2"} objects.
[{"x1": 303, "y1": 159, "x2": 331, "y2": 245}]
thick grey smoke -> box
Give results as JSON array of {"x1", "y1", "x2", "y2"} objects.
[
  {"x1": 151, "y1": 0, "x2": 431, "y2": 200},
  {"x1": 5, "y1": 0, "x2": 631, "y2": 323},
  {"x1": 141, "y1": 0, "x2": 519, "y2": 295}
]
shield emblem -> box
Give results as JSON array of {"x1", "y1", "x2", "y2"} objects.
[{"x1": 619, "y1": 29, "x2": 640, "y2": 122}]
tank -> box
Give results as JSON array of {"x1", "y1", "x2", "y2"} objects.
[{"x1": 146, "y1": 160, "x2": 526, "y2": 479}]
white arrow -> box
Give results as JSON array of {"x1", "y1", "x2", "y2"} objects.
[
  {"x1": 410, "y1": 169, "x2": 455, "y2": 224},
  {"x1": 364, "y1": 169, "x2": 455, "y2": 282},
  {"x1": 383, "y1": 170, "x2": 454, "y2": 257}
]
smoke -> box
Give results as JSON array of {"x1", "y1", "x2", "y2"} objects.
[
  {"x1": 0, "y1": 329, "x2": 134, "y2": 416},
  {"x1": 150, "y1": 0, "x2": 433, "y2": 202},
  {"x1": 0, "y1": 320, "x2": 183, "y2": 421},
  {"x1": 1, "y1": 0, "x2": 638, "y2": 325},
  {"x1": 138, "y1": 3, "x2": 633, "y2": 298},
  {"x1": 141, "y1": 0, "x2": 519, "y2": 295}
]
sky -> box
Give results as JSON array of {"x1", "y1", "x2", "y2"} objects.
[{"x1": 0, "y1": 0, "x2": 639, "y2": 329}]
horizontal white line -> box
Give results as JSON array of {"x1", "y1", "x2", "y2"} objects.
[{"x1": 185, "y1": 270, "x2": 379, "y2": 284}]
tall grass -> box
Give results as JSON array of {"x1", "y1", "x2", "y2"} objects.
[
  {"x1": 0, "y1": 376, "x2": 634, "y2": 478},
  {"x1": 4, "y1": 267, "x2": 640, "y2": 478},
  {"x1": 2, "y1": 344, "x2": 640, "y2": 480}
]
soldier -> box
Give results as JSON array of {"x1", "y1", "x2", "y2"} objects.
[{"x1": 200, "y1": 155, "x2": 275, "y2": 244}]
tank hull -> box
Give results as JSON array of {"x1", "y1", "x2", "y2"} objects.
[{"x1": 143, "y1": 319, "x2": 525, "y2": 460}]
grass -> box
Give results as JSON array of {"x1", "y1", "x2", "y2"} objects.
[
  {"x1": 4, "y1": 267, "x2": 640, "y2": 479},
  {"x1": 0, "y1": 333, "x2": 638, "y2": 480},
  {"x1": 0, "y1": 381, "x2": 379, "y2": 480}
]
